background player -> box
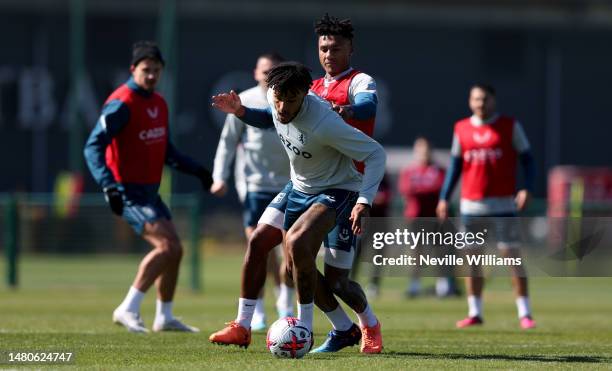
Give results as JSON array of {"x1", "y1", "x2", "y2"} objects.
[
  {"x1": 398, "y1": 137, "x2": 459, "y2": 298},
  {"x1": 436, "y1": 83, "x2": 536, "y2": 329},
  {"x1": 83, "y1": 41, "x2": 213, "y2": 333},
  {"x1": 351, "y1": 173, "x2": 391, "y2": 299},
  {"x1": 210, "y1": 62, "x2": 386, "y2": 354},
  {"x1": 210, "y1": 52, "x2": 294, "y2": 330}
]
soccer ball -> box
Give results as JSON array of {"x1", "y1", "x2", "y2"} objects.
[{"x1": 266, "y1": 317, "x2": 313, "y2": 359}]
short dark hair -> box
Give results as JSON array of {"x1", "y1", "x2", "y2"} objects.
[
  {"x1": 131, "y1": 40, "x2": 165, "y2": 66},
  {"x1": 414, "y1": 136, "x2": 431, "y2": 146},
  {"x1": 258, "y1": 52, "x2": 285, "y2": 65},
  {"x1": 314, "y1": 13, "x2": 354, "y2": 40},
  {"x1": 470, "y1": 83, "x2": 496, "y2": 96},
  {"x1": 266, "y1": 62, "x2": 312, "y2": 97}
]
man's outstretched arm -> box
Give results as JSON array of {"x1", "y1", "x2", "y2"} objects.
[{"x1": 211, "y1": 90, "x2": 274, "y2": 129}]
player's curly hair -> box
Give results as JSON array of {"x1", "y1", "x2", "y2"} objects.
[
  {"x1": 314, "y1": 13, "x2": 354, "y2": 40},
  {"x1": 266, "y1": 62, "x2": 312, "y2": 97}
]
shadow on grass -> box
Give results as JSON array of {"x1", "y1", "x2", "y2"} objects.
[{"x1": 380, "y1": 351, "x2": 611, "y2": 363}]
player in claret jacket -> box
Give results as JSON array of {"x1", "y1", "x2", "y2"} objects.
[{"x1": 84, "y1": 41, "x2": 212, "y2": 334}]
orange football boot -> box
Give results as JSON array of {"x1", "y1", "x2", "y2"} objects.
[
  {"x1": 209, "y1": 321, "x2": 251, "y2": 348},
  {"x1": 360, "y1": 320, "x2": 383, "y2": 354}
]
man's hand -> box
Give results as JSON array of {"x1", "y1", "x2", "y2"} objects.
[
  {"x1": 436, "y1": 200, "x2": 449, "y2": 220},
  {"x1": 515, "y1": 189, "x2": 531, "y2": 211},
  {"x1": 211, "y1": 90, "x2": 244, "y2": 116},
  {"x1": 210, "y1": 181, "x2": 228, "y2": 197},
  {"x1": 331, "y1": 103, "x2": 354, "y2": 120},
  {"x1": 197, "y1": 168, "x2": 214, "y2": 191},
  {"x1": 349, "y1": 203, "x2": 371, "y2": 235},
  {"x1": 103, "y1": 185, "x2": 124, "y2": 216}
]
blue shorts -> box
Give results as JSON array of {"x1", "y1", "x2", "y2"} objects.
[
  {"x1": 258, "y1": 182, "x2": 359, "y2": 269},
  {"x1": 257, "y1": 181, "x2": 291, "y2": 230},
  {"x1": 284, "y1": 188, "x2": 359, "y2": 254},
  {"x1": 243, "y1": 191, "x2": 278, "y2": 227},
  {"x1": 122, "y1": 196, "x2": 172, "y2": 235},
  {"x1": 268, "y1": 182, "x2": 292, "y2": 211}
]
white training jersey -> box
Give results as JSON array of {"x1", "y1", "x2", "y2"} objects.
[
  {"x1": 265, "y1": 88, "x2": 386, "y2": 205},
  {"x1": 212, "y1": 85, "x2": 290, "y2": 193}
]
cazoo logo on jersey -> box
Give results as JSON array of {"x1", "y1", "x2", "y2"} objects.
[
  {"x1": 139, "y1": 127, "x2": 166, "y2": 141},
  {"x1": 278, "y1": 134, "x2": 312, "y2": 159}
]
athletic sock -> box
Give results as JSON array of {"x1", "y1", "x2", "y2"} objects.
[
  {"x1": 154, "y1": 300, "x2": 174, "y2": 323},
  {"x1": 276, "y1": 284, "x2": 294, "y2": 315},
  {"x1": 435, "y1": 277, "x2": 450, "y2": 297},
  {"x1": 356, "y1": 304, "x2": 378, "y2": 328},
  {"x1": 324, "y1": 305, "x2": 353, "y2": 331},
  {"x1": 297, "y1": 302, "x2": 314, "y2": 331},
  {"x1": 117, "y1": 286, "x2": 145, "y2": 314},
  {"x1": 252, "y1": 298, "x2": 266, "y2": 323},
  {"x1": 236, "y1": 298, "x2": 257, "y2": 329},
  {"x1": 516, "y1": 296, "x2": 531, "y2": 318},
  {"x1": 467, "y1": 295, "x2": 483, "y2": 318}
]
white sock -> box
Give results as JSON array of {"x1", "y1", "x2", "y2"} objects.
[
  {"x1": 516, "y1": 296, "x2": 531, "y2": 318},
  {"x1": 117, "y1": 286, "x2": 145, "y2": 314},
  {"x1": 252, "y1": 298, "x2": 266, "y2": 323},
  {"x1": 155, "y1": 300, "x2": 174, "y2": 323},
  {"x1": 276, "y1": 284, "x2": 294, "y2": 315},
  {"x1": 435, "y1": 277, "x2": 450, "y2": 297},
  {"x1": 324, "y1": 305, "x2": 353, "y2": 331},
  {"x1": 297, "y1": 302, "x2": 314, "y2": 331},
  {"x1": 356, "y1": 304, "x2": 378, "y2": 328},
  {"x1": 236, "y1": 298, "x2": 257, "y2": 329},
  {"x1": 467, "y1": 295, "x2": 483, "y2": 318}
]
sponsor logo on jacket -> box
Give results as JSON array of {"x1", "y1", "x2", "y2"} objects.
[{"x1": 139, "y1": 127, "x2": 166, "y2": 141}]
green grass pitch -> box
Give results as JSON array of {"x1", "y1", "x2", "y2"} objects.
[{"x1": 1, "y1": 252, "x2": 611, "y2": 370}]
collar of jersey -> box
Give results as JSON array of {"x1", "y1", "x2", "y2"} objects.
[
  {"x1": 324, "y1": 67, "x2": 354, "y2": 84},
  {"x1": 470, "y1": 113, "x2": 499, "y2": 126},
  {"x1": 126, "y1": 78, "x2": 154, "y2": 98}
]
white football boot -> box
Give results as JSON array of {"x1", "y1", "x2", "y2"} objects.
[{"x1": 112, "y1": 309, "x2": 149, "y2": 333}]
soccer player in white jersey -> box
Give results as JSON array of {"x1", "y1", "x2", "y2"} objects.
[
  {"x1": 210, "y1": 15, "x2": 384, "y2": 354},
  {"x1": 210, "y1": 53, "x2": 294, "y2": 330},
  {"x1": 209, "y1": 62, "x2": 386, "y2": 353}
]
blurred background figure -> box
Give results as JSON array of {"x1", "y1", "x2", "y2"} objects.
[
  {"x1": 210, "y1": 52, "x2": 293, "y2": 331},
  {"x1": 351, "y1": 173, "x2": 392, "y2": 299},
  {"x1": 398, "y1": 137, "x2": 459, "y2": 298}
]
